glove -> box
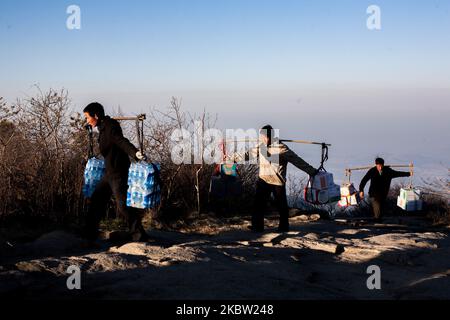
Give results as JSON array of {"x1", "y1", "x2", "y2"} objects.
[{"x1": 136, "y1": 151, "x2": 147, "y2": 162}]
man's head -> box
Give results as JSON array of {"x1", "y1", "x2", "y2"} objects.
[
  {"x1": 83, "y1": 102, "x2": 105, "y2": 128},
  {"x1": 375, "y1": 157, "x2": 385, "y2": 173},
  {"x1": 260, "y1": 125, "x2": 274, "y2": 146}
]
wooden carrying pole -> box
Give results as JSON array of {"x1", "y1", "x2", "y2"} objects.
[
  {"x1": 280, "y1": 140, "x2": 331, "y2": 147},
  {"x1": 345, "y1": 163, "x2": 414, "y2": 185},
  {"x1": 222, "y1": 138, "x2": 331, "y2": 147},
  {"x1": 112, "y1": 114, "x2": 147, "y2": 153},
  {"x1": 112, "y1": 114, "x2": 146, "y2": 122},
  {"x1": 222, "y1": 138, "x2": 331, "y2": 170}
]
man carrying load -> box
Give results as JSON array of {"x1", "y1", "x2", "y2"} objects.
[
  {"x1": 83, "y1": 102, "x2": 148, "y2": 242},
  {"x1": 228, "y1": 125, "x2": 318, "y2": 233},
  {"x1": 359, "y1": 158, "x2": 412, "y2": 222}
]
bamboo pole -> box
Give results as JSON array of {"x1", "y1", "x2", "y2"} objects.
[
  {"x1": 280, "y1": 139, "x2": 331, "y2": 147},
  {"x1": 113, "y1": 114, "x2": 146, "y2": 121},
  {"x1": 222, "y1": 138, "x2": 331, "y2": 147},
  {"x1": 111, "y1": 114, "x2": 147, "y2": 153},
  {"x1": 346, "y1": 164, "x2": 413, "y2": 172},
  {"x1": 345, "y1": 163, "x2": 414, "y2": 184}
]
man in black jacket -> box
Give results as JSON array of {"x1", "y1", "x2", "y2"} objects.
[
  {"x1": 83, "y1": 102, "x2": 148, "y2": 242},
  {"x1": 359, "y1": 158, "x2": 411, "y2": 222}
]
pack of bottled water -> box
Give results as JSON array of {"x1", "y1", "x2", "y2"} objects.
[
  {"x1": 82, "y1": 158, "x2": 106, "y2": 198},
  {"x1": 127, "y1": 162, "x2": 161, "y2": 209}
]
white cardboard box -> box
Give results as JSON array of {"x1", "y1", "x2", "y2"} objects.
[
  {"x1": 317, "y1": 189, "x2": 330, "y2": 204},
  {"x1": 341, "y1": 183, "x2": 357, "y2": 197},
  {"x1": 399, "y1": 188, "x2": 421, "y2": 201},
  {"x1": 304, "y1": 184, "x2": 341, "y2": 205},
  {"x1": 304, "y1": 188, "x2": 325, "y2": 204},
  {"x1": 338, "y1": 194, "x2": 360, "y2": 207},
  {"x1": 397, "y1": 196, "x2": 423, "y2": 211},
  {"x1": 328, "y1": 184, "x2": 342, "y2": 203},
  {"x1": 311, "y1": 172, "x2": 334, "y2": 190}
]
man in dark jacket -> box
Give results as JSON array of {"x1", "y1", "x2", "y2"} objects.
[
  {"x1": 83, "y1": 102, "x2": 148, "y2": 242},
  {"x1": 359, "y1": 158, "x2": 411, "y2": 222}
]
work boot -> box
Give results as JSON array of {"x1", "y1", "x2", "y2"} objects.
[
  {"x1": 374, "y1": 217, "x2": 383, "y2": 224},
  {"x1": 277, "y1": 225, "x2": 290, "y2": 233},
  {"x1": 130, "y1": 224, "x2": 150, "y2": 242},
  {"x1": 277, "y1": 219, "x2": 290, "y2": 232},
  {"x1": 130, "y1": 230, "x2": 150, "y2": 242},
  {"x1": 108, "y1": 230, "x2": 132, "y2": 242}
]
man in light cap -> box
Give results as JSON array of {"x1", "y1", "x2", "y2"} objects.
[{"x1": 229, "y1": 125, "x2": 318, "y2": 233}]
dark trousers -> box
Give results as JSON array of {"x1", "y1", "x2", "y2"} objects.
[
  {"x1": 86, "y1": 173, "x2": 142, "y2": 240},
  {"x1": 370, "y1": 197, "x2": 386, "y2": 220},
  {"x1": 253, "y1": 179, "x2": 289, "y2": 230}
]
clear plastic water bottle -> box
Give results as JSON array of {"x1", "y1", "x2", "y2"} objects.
[
  {"x1": 140, "y1": 168, "x2": 145, "y2": 185},
  {"x1": 135, "y1": 189, "x2": 143, "y2": 209},
  {"x1": 127, "y1": 162, "x2": 161, "y2": 209},
  {"x1": 83, "y1": 158, "x2": 105, "y2": 198}
]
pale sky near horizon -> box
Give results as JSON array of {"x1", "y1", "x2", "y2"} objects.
[{"x1": 1, "y1": 0, "x2": 449, "y2": 183}]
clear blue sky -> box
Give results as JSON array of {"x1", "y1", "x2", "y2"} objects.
[
  {"x1": 1, "y1": 0, "x2": 449, "y2": 95},
  {"x1": 1, "y1": 0, "x2": 449, "y2": 181}
]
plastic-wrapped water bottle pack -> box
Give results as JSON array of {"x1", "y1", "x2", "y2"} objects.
[
  {"x1": 127, "y1": 162, "x2": 161, "y2": 209},
  {"x1": 82, "y1": 158, "x2": 106, "y2": 198}
]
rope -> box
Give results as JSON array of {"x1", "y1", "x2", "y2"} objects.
[
  {"x1": 409, "y1": 163, "x2": 414, "y2": 189},
  {"x1": 305, "y1": 143, "x2": 329, "y2": 193},
  {"x1": 135, "y1": 118, "x2": 145, "y2": 154},
  {"x1": 318, "y1": 143, "x2": 329, "y2": 171},
  {"x1": 141, "y1": 119, "x2": 145, "y2": 152},
  {"x1": 150, "y1": 163, "x2": 163, "y2": 208},
  {"x1": 346, "y1": 169, "x2": 352, "y2": 184}
]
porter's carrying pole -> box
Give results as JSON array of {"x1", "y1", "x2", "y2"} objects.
[
  {"x1": 222, "y1": 138, "x2": 331, "y2": 169},
  {"x1": 222, "y1": 138, "x2": 331, "y2": 147},
  {"x1": 113, "y1": 114, "x2": 146, "y2": 122},
  {"x1": 345, "y1": 163, "x2": 414, "y2": 186},
  {"x1": 113, "y1": 114, "x2": 146, "y2": 154}
]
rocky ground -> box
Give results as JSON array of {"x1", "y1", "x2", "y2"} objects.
[{"x1": 1, "y1": 214, "x2": 449, "y2": 300}]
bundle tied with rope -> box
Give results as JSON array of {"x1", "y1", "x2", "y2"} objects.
[
  {"x1": 125, "y1": 114, "x2": 162, "y2": 210},
  {"x1": 82, "y1": 124, "x2": 105, "y2": 198},
  {"x1": 299, "y1": 142, "x2": 340, "y2": 205},
  {"x1": 340, "y1": 163, "x2": 419, "y2": 210}
]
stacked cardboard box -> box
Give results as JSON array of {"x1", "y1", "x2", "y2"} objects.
[
  {"x1": 397, "y1": 188, "x2": 423, "y2": 211},
  {"x1": 304, "y1": 172, "x2": 341, "y2": 205},
  {"x1": 311, "y1": 172, "x2": 335, "y2": 190},
  {"x1": 338, "y1": 183, "x2": 360, "y2": 207}
]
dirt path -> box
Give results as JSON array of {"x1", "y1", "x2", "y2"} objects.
[{"x1": 1, "y1": 216, "x2": 449, "y2": 300}]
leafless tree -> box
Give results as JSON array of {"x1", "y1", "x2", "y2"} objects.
[
  {"x1": 287, "y1": 173, "x2": 307, "y2": 206},
  {"x1": 0, "y1": 88, "x2": 87, "y2": 221},
  {"x1": 0, "y1": 90, "x2": 270, "y2": 226}
]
